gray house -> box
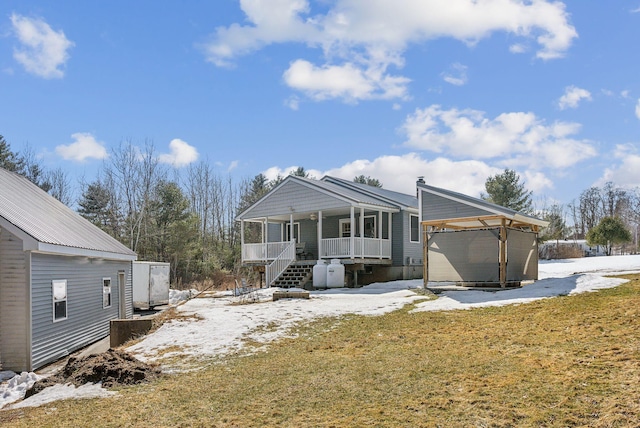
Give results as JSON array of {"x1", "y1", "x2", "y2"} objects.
[
  {"x1": 417, "y1": 179, "x2": 548, "y2": 288},
  {"x1": 237, "y1": 175, "x2": 423, "y2": 287},
  {"x1": 0, "y1": 168, "x2": 136, "y2": 371}
]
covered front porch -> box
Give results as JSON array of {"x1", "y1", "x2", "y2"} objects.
[{"x1": 240, "y1": 206, "x2": 395, "y2": 264}]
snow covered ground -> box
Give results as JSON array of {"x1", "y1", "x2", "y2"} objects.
[{"x1": 2, "y1": 254, "x2": 640, "y2": 410}]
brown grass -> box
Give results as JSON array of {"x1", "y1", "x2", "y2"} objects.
[{"x1": 3, "y1": 275, "x2": 640, "y2": 427}]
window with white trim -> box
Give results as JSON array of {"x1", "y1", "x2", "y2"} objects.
[
  {"x1": 410, "y1": 214, "x2": 420, "y2": 243},
  {"x1": 103, "y1": 277, "x2": 112, "y2": 308},
  {"x1": 283, "y1": 223, "x2": 300, "y2": 242},
  {"x1": 52, "y1": 280, "x2": 67, "y2": 322}
]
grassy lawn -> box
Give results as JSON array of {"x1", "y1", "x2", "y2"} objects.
[{"x1": 3, "y1": 275, "x2": 640, "y2": 427}]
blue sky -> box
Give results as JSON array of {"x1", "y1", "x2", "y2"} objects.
[{"x1": 1, "y1": 1, "x2": 640, "y2": 206}]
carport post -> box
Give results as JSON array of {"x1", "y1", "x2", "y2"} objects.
[
  {"x1": 500, "y1": 218, "x2": 507, "y2": 288},
  {"x1": 422, "y1": 223, "x2": 429, "y2": 289}
]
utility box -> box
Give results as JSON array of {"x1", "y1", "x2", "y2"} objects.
[{"x1": 133, "y1": 261, "x2": 170, "y2": 310}]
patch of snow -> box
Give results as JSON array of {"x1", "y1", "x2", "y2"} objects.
[
  {"x1": 0, "y1": 372, "x2": 41, "y2": 409},
  {"x1": 9, "y1": 382, "x2": 115, "y2": 409},
  {"x1": 169, "y1": 288, "x2": 198, "y2": 305}
]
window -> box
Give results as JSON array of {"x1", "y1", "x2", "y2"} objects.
[
  {"x1": 52, "y1": 280, "x2": 67, "y2": 321},
  {"x1": 103, "y1": 278, "x2": 112, "y2": 308},
  {"x1": 410, "y1": 214, "x2": 420, "y2": 243},
  {"x1": 340, "y1": 219, "x2": 351, "y2": 238},
  {"x1": 363, "y1": 216, "x2": 376, "y2": 238},
  {"x1": 283, "y1": 223, "x2": 300, "y2": 242}
]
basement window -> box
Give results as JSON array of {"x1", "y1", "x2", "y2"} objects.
[
  {"x1": 103, "y1": 278, "x2": 112, "y2": 308},
  {"x1": 52, "y1": 280, "x2": 67, "y2": 322}
]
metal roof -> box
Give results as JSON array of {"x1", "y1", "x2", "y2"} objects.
[
  {"x1": 0, "y1": 168, "x2": 136, "y2": 260},
  {"x1": 321, "y1": 176, "x2": 418, "y2": 210},
  {"x1": 237, "y1": 175, "x2": 404, "y2": 221},
  {"x1": 417, "y1": 181, "x2": 549, "y2": 229}
]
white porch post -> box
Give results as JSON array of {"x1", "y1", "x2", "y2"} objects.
[
  {"x1": 241, "y1": 219, "x2": 245, "y2": 261},
  {"x1": 378, "y1": 210, "x2": 383, "y2": 259},
  {"x1": 388, "y1": 212, "x2": 392, "y2": 258},
  {"x1": 350, "y1": 206, "x2": 355, "y2": 259},
  {"x1": 360, "y1": 207, "x2": 365, "y2": 258},
  {"x1": 317, "y1": 210, "x2": 322, "y2": 260},
  {"x1": 290, "y1": 214, "x2": 294, "y2": 243}
]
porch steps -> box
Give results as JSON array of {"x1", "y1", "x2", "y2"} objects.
[{"x1": 272, "y1": 265, "x2": 313, "y2": 288}]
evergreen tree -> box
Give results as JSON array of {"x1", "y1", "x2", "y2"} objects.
[
  {"x1": 353, "y1": 175, "x2": 383, "y2": 188},
  {"x1": 586, "y1": 216, "x2": 632, "y2": 256},
  {"x1": 482, "y1": 169, "x2": 533, "y2": 213},
  {"x1": 0, "y1": 135, "x2": 24, "y2": 173}
]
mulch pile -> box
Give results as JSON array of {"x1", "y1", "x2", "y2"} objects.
[{"x1": 26, "y1": 349, "x2": 161, "y2": 398}]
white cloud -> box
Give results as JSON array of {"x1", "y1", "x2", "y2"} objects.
[
  {"x1": 636, "y1": 98, "x2": 640, "y2": 120},
  {"x1": 557, "y1": 86, "x2": 592, "y2": 110},
  {"x1": 509, "y1": 43, "x2": 527, "y2": 54},
  {"x1": 204, "y1": 0, "x2": 577, "y2": 102},
  {"x1": 283, "y1": 59, "x2": 409, "y2": 102},
  {"x1": 597, "y1": 144, "x2": 640, "y2": 189},
  {"x1": 228, "y1": 160, "x2": 239, "y2": 172},
  {"x1": 441, "y1": 63, "x2": 468, "y2": 86},
  {"x1": 10, "y1": 13, "x2": 74, "y2": 79},
  {"x1": 158, "y1": 139, "x2": 199, "y2": 167},
  {"x1": 400, "y1": 105, "x2": 597, "y2": 170},
  {"x1": 263, "y1": 153, "x2": 548, "y2": 198},
  {"x1": 56, "y1": 133, "x2": 108, "y2": 162}
]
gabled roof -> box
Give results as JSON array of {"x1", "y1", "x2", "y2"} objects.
[
  {"x1": 417, "y1": 181, "x2": 548, "y2": 229},
  {"x1": 0, "y1": 168, "x2": 136, "y2": 260},
  {"x1": 321, "y1": 176, "x2": 418, "y2": 211},
  {"x1": 237, "y1": 175, "x2": 409, "y2": 221}
]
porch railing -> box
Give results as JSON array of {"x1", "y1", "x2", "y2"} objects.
[
  {"x1": 243, "y1": 241, "x2": 291, "y2": 262},
  {"x1": 265, "y1": 240, "x2": 296, "y2": 286},
  {"x1": 321, "y1": 237, "x2": 391, "y2": 259}
]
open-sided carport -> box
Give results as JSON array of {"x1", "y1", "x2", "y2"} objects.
[{"x1": 417, "y1": 180, "x2": 549, "y2": 288}]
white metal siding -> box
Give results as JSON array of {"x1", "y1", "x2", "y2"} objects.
[
  {"x1": 30, "y1": 253, "x2": 131, "y2": 369},
  {"x1": 0, "y1": 228, "x2": 29, "y2": 371}
]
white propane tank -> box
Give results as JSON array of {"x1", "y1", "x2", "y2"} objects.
[
  {"x1": 313, "y1": 260, "x2": 328, "y2": 288},
  {"x1": 326, "y1": 259, "x2": 345, "y2": 288}
]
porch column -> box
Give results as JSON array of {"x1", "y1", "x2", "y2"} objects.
[
  {"x1": 378, "y1": 210, "x2": 383, "y2": 259},
  {"x1": 388, "y1": 212, "x2": 392, "y2": 258},
  {"x1": 290, "y1": 214, "x2": 294, "y2": 243},
  {"x1": 263, "y1": 217, "x2": 268, "y2": 244},
  {"x1": 360, "y1": 207, "x2": 365, "y2": 258},
  {"x1": 350, "y1": 206, "x2": 355, "y2": 259},
  {"x1": 240, "y1": 220, "x2": 245, "y2": 262},
  {"x1": 317, "y1": 210, "x2": 322, "y2": 260}
]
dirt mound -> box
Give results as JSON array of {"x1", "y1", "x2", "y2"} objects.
[{"x1": 26, "y1": 349, "x2": 161, "y2": 398}]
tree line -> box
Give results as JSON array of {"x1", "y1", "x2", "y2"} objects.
[{"x1": 2, "y1": 135, "x2": 637, "y2": 285}]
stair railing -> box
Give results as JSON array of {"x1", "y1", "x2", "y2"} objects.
[{"x1": 265, "y1": 240, "x2": 296, "y2": 287}]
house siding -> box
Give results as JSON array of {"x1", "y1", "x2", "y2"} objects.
[
  {"x1": 244, "y1": 180, "x2": 350, "y2": 218},
  {"x1": 0, "y1": 228, "x2": 29, "y2": 371},
  {"x1": 30, "y1": 253, "x2": 131, "y2": 370},
  {"x1": 421, "y1": 191, "x2": 491, "y2": 221}
]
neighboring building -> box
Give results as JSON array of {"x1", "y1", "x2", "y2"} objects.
[
  {"x1": 237, "y1": 175, "x2": 422, "y2": 287},
  {"x1": 539, "y1": 239, "x2": 606, "y2": 259},
  {"x1": 417, "y1": 179, "x2": 548, "y2": 288},
  {"x1": 0, "y1": 168, "x2": 136, "y2": 371}
]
